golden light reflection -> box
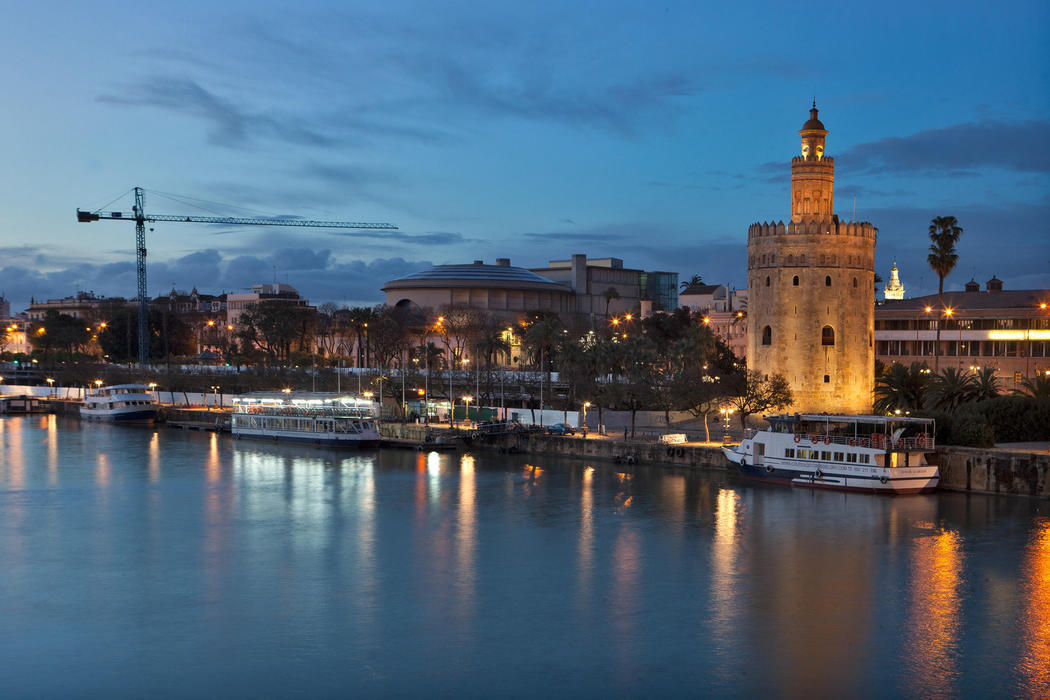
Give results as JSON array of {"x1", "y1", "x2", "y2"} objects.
[
  {"x1": 96, "y1": 452, "x2": 111, "y2": 488},
  {"x1": 45, "y1": 414, "x2": 58, "y2": 485},
  {"x1": 428, "y1": 451, "x2": 442, "y2": 504},
  {"x1": 611, "y1": 526, "x2": 642, "y2": 683},
  {"x1": 578, "y1": 466, "x2": 595, "y2": 595},
  {"x1": 2, "y1": 417, "x2": 25, "y2": 488},
  {"x1": 455, "y1": 455, "x2": 477, "y2": 620},
  {"x1": 710, "y1": 488, "x2": 740, "y2": 661},
  {"x1": 1015, "y1": 519, "x2": 1050, "y2": 695},
  {"x1": 206, "y1": 432, "x2": 220, "y2": 483},
  {"x1": 905, "y1": 528, "x2": 963, "y2": 697},
  {"x1": 148, "y1": 432, "x2": 161, "y2": 482}
]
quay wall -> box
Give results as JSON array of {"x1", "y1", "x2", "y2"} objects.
[{"x1": 936, "y1": 447, "x2": 1050, "y2": 498}]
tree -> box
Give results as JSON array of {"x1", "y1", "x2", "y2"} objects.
[
  {"x1": 601, "y1": 287, "x2": 621, "y2": 319},
  {"x1": 927, "y1": 215, "x2": 963, "y2": 370},
  {"x1": 237, "y1": 300, "x2": 314, "y2": 364},
  {"x1": 611, "y1": 336, "x2": 659, "y2": 437},
  {"x1": 728, "y1": 371, "x2": 792, "y2": 432},
  {"x1": 1012, "y1": 374, "x2": 1050, "y2": 399},
  {"x1": 672, "y1": 371, "x2": 732, "y2": 442},
  {"x1": 973, "y1": 367, "x2": 1000, "y2": 401},
  {"x1": 523, "y1": 311, "x2": 566, "y2": 415},
  {"x1": 680, "y1": 275, "x2": 703, "y2": 291},
  {"x1": 346, "y1": 306, "x2": 375, "y2": 367},
  {"x1": 924, "y1": 367, "x2": 978, "y2": 412},
  {"x1": 873, "y1": 362, "x2": 929, "y2": 414},
  {"x1": 97, "y1": 308, "x2": 194, "y2": 362}
]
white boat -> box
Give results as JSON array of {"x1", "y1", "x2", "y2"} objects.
[
  {"x1": 721, "y1": 414, "x2": 939, "y2": 495},
  {"x1": 80, "y1": 384, "x2": 159, "y2": 422},
  {"x1": 231, "y1": 392, "x2": 380, "y2": 447}
]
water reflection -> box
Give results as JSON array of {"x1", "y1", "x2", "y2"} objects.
[
  {"x1": 905, "y1": 525, "x2": 964, "y2": 697},
  {"x1": 1015, "y1": 519, "x2": 1050, "y2": 695},
  {"x1": 455, "y1": 455, "x2": 476, "y2": 621},
  {"x1": 1, "y1": 416, "x2": 25, "y2": 488},
  {"x1": 577, "y1": 467, "x2": 595, "y2": 596},
  {"x1": 45, "y1": 414, "x2": 58, "y2": 484}
]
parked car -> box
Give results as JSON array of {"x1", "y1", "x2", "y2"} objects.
[{"x1": 547, "y1": 423, "x2": 576, "y2": 436}]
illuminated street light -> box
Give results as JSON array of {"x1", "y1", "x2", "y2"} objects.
[
  {"x1": 46, "y1": 377, "x2": 54, "y2": 397},
  {"x1": 719, "y1": 407, "x2": 735, "y2": 443},
  {"x1": 282, "y1": 387, "x2": 292, "y2": 394}
]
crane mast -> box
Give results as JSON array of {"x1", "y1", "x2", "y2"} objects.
[{"x1": 77, "y1": 187, "x2": 398, "y2": 365}]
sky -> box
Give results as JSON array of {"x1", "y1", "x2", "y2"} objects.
[{"x1": 1, "y1": 0, "x2": 1048, "y2": 314}]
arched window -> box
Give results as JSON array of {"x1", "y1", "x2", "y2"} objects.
[
  {"x1": 821, "y1": 325, "x2": 835, "y2": 346},
  {"x1": 825, "y1": 275, "x2": 832, "y2": 287},
  {"x1": 766, "y1": 276, "x2": 771, "y2": 287},
  {"x1": 762, "y1": 326, "x2": 772, "y2": 345},
  {"x1": 792, "y1": 275, "x2": 800, "y2": 286}
]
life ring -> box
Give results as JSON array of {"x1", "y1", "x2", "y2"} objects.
[
  {"x1": 471, "y1": 432, "x2": 479, "y2": 440},
  {"x1": 814, "y1": 469, "x2": 823, "y2": 479},
  {"x1": 916, "y1": 434, "x2": 927, "y2": 448},
  {"x1": 847, "y1": 438, "x2": 856, "y2": 446},
  {"x1": 880, "y1": 476, "x2": 888, "y2": 484},
  {"x1": 740, "y1": 458, "x2": 748, "y2": 468},
  {"x1": 794, "y1": 434, "x2": 801, "y2": 443},
  {"x1": 765, "y1": 465, "x2": 774, "y2": 473},
  {"x1": 823, "y1": 435, "x2": 831, "y2": 445}
]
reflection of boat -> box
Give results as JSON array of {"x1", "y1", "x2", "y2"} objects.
[
  {"x1": 80, "y1": 384, "x2": 158, "y2": 422},
  {"x1": 721, "y1": 414, "x2": 938, "y2": 494},
  {"x1": 231, "y1": 392, "x2": 379, "y2": 447}
]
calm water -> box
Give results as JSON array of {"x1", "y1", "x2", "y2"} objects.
[{"x1": 0, "y1": 416, "x2": 1048, "y2": 698}]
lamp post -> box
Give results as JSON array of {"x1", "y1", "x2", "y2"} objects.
[
  {"x1": 211, "y1": 385, "x2": 220, "y2": 408},
  {"x1": 148, "y1": 382, "x2": 158, "y2": 402},
  {"x1": 719, "y1": 406, "x2": 735, "y2": 443},
  {"x1": 46, "y1": 377, "x2": 54, "y2": 397},
  {"x1": 582, "y1": 401, "x2": 591, "y2": 438},
  {"x1": 462, "y1": 395, "x2": 473, "y2": 429}
]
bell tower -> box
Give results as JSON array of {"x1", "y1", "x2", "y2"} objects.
[{"x1": 791, "y1": 102, "x2": 835, "y2": 222}]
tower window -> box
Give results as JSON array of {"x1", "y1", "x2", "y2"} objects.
[
  {"x1": 853, "y1": 277, "x2": 858, "y2": 288},
  {"x1": 793, "y1": 275, "x2": 800, "y2": 286},
  {"x1": 822, "y1": 326, "x2": 835, "y2": 346},
  {"x1": 825, "y1": 275, "x2": 832, "y2": 287},
  {"x1": 766, "y1": 276, "x2": 770, "y2": 287},
  {"x1": 762, "y1": 326, "x2": 772, "y2": 345},
  {"x1": 823, "y1": 374, "x2": 830, "y2": 383}
]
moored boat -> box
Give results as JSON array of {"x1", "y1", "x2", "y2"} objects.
[
  {"x1": 80, "y1": 384, "x2": 158, "y2": 422},
  {"x1": 231, "y1": 392, "x2": 379, "y2": 447},
  {"x1": 721, "y1": 414, "x2": 938, "y2": 494}
]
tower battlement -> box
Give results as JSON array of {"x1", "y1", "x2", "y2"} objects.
[
  {"x1": 747, "y1": 219, "x2": 877, "y2": 240},
  {"x1": 791, "y1": 155, "x2": 835, "y2": 166}
]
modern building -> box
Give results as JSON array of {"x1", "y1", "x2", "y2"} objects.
[
  {"x1": 227, "y1": 283, "x2": 311, "y2": 327},
  {"x1": 883, "y1": 262, "x2": 905, "y2": 300},
  {"x1": 530, "y1": 254, "x2": 678, "y2": 324},
  {"x1": 746, "y1": 104, "x2": 877, "y2": 414},
  {"x1": 383, "y1": 259, "x2": 575, "y2": 319},
  {"x1": 875, "y1": 278, "x2": 1050, "y2": 387}
]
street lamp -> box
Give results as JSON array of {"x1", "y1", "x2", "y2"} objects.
[
  {"x1": 719, "y1": 406, "x2": 735, "y2": 443},
  {"x1": 46, "y1": 377, "x2": 54, "y2": 397},
  {"x1": 462, "y1": 395, "x2": 473, "y2": 428},
  {"x1": 211, "y1": 385, "x2": 220, "y2": 408},
  {"x1": 582, "y1": 401, "x2": 591, "y2": 438}
]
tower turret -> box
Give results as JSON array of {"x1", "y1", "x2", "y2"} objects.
[
  {"x1": 883, "y1": 261, "x2": 905, "y2": 300},
  {"x1": 791, "y1": 102, "x2": 835, "y2": 222}
]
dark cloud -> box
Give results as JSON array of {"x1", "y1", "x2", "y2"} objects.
[
  {"x1": 98, "y1": 76, "x2": 335, "y2": 148},
  {"x1": 331, "y1": 230, "x2": 470, "y2": 246},
  {"x1": 838, "y1": 119, "x2": 1050, "y2": 175}
]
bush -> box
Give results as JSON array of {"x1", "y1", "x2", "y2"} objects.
[{"x1": 920, "y1": 397, "x2": 1049, "y2": 446}]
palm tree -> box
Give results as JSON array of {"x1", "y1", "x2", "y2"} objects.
[
  {"x1": 873, "y1": 362, "x2": 929, "y2": 414},
  {"x1": 601, "y1": 287, "x2": 621, "y2": 320},
  {"x1": 680, "y1": 275, "x2": 703, "y2": 291},
  {"x1": 524, "y1": 312, "x2": 566, "y2": 415},
  {"x1": 927, "y1": 216, "x2": 963, "y2": 370},
  {"x1": 924, "y1": 367, "x2": 978, "y2": 412},
  {"x1": 473, "y1": 323, "x2": 511, "y2": 405},
  {"x1": 973, "y1": 367, "x2": 1000, "y2": 400},
  {"x1": 346, "y1": 306, "x2": 375, "y2": 368},
  {"x1": 1012, "y1": 374, "x2": 1050, "y2": 399}
]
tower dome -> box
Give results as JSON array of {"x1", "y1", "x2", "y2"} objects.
[
  {"x1": 883, "y1": 261, "x2": 905, "y2": 300},
  {"x1": 801, "y1": 101, "x2": 826, "y2": 131}
]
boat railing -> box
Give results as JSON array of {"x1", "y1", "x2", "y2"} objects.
[
  {"x1": 234, "y1": 405, "x2": 372, "y2": 419},
  {"x1": 792, "y1": 433, "x2": 935, "y2": 450}
]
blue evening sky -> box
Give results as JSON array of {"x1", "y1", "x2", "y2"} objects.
[{"x1": 1, "y1": 0, "x2": 1048, "y2": 312}]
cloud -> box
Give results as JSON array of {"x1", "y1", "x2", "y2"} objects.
[
  {"x1": 838, "y1": 119, "x2": 1050, "y2": 175},
  {"x1": 98, "y1": 76, "x2": 335, "y2": 148}
]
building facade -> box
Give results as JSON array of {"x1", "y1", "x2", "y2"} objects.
[
  {"x1": 746, "y1": 105, "x2": 876, "y2": 414},
  {"x1": 875, "y1": 279, "x2": 1050, "y2": 388}
]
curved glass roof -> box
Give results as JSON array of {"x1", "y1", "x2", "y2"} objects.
[{"x1": 388, "y1": 264, "x2": 568, "y2": 289}]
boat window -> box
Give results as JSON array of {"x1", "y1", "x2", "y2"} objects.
[
  {"x1": 785, "y1": 448, "x2": 795, "y2": 458},
  {"x1": 833, "y1": 452, "x2": 844, "y2": 461},
  {"x1": 821, "y1": 451, "x2": 831, "y2": 460},
  {"x1": 846, "y1": 453, "x2": 857, "y2": 463},
  {"x1": 860, "y1": 454, "x2": 870, "y2": 464}
]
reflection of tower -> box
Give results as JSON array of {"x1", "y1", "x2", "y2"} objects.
[
  {"x1": 746, "y1": 104, "x2": 876, "y2": 414},
  {"x1": 884, "y1": 262, "x2": 906, "y2": 300}
]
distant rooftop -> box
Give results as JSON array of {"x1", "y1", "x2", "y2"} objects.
[{"x1": 385, "y1": 260, "x2": 572, "y2": 292}]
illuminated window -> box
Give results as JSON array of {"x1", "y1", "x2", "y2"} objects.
[
  {"x1": 822, "y1": 326, "x2": 835, "y2": 346},
  {"x1": 762, "y1": 326, "x2": 772, "y2": 345},
  {"x1": 793, "y1": 275, "x2": 800, "y2": 286}
]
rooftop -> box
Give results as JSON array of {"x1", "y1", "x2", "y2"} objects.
[
  {"x1": 385, "y1": 261, "x2": 572, "y2": 292},
  {"x1": 877, "y1": 289, "x2": 1050, "y2": 313}
]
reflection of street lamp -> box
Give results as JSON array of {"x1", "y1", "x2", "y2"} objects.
[{"x1": 719, "y1": 406, "x2": 735, "y2": 443}]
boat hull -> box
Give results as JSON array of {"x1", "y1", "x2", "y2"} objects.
[
  {"x1": 80, "y1": 408, "x2": 157, "y2": 423},
  {"x1": 233, "y1": 429, "x2": 379, "y2": 448}
]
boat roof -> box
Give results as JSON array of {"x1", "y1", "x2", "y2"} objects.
[
  {"x1": 95, "y1": 384, "x2": 153, "y2": 390},
  {"x1": 769, "y1": 413, "x2": 934, "y2": 426},
  {"x1": 233, "y1": 391, "x2": 374, "y2": 404}
]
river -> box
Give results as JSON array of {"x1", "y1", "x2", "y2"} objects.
[{"x1": 0, "y1": 415, "x2": 1047, "y2": 697}]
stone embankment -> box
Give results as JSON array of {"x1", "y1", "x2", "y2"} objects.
[{"x1": 936, "y1": 447, "x2": 1049, "y2": 498}]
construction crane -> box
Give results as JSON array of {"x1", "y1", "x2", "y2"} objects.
[{"x1": 76, "y1": 186, "x2": 398, "y2": 365}]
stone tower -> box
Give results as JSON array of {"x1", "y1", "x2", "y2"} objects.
[
  {"x1": 746, "y1": 104, "x2": 876, "y2": 414},
  {"x1": 883, "y1": 261, "x2": 905, "y2": 300}
]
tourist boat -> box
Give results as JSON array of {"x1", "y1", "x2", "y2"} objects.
[
  {"x1": 721, "y1": 414, "x2": 938, "y2": 494},
  {"x1": 80, "y1": 384, "x2": 159, "y2": 422},
  {"x1": 230, "y1": 392, "x2": 380, "y2": 447},
  {"x1": 0, "y1": 395, "x2": 49, "y2": 414}
]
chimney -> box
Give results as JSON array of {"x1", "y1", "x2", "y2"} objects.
[
  {"x1": 495, "y1": 258, "x2": 511, "y2": 267},
  {"x1": 473, "y1": 260, "x2": 484, "y2": 266},
  {"x1": 571, "y1": 254, "x2": 587, "y2": 293}
]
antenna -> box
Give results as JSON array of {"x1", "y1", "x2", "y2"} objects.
[{"x1": 852, "y1": 196, "x2": 856, "y2": 221}]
